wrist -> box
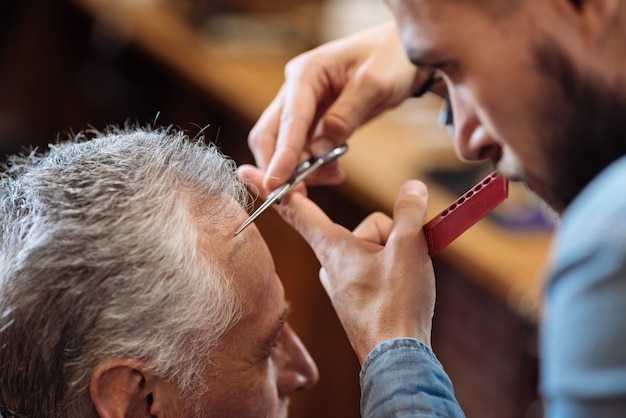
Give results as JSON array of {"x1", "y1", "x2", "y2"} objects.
[{"x1": 354, "y1": 330, "x2": 432, "y2": 365}]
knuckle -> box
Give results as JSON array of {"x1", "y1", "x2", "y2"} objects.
[
  {"x1": 395, "y1": 195, "x2": 423, "y2": 211},
  {"x1": 369, "y1": 211, "x2": 388, "y2": 222},
  {"x1": 317, "y1": 112, "x2": 351, "y2": 140},
  {"x1": 285, "y1": 52, "x2": 313, "y2": 78},
  {"x1": 247, "y1": 126, "x2": 262, "y2": 148},
  {"x1": 355, "y1": 67, "x2": 391, "y2": 94}
]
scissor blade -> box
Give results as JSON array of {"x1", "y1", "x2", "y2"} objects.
[
  {"x1": 233, "y1": 144, "x2": 349, "y2": 236},
  {"x1": 233, "y1": 184, "x2": 289, "y2": 236}
]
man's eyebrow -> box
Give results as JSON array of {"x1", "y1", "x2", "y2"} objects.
[{"x1": 257, "y1": 305, "x2": 290, "y2": 356}]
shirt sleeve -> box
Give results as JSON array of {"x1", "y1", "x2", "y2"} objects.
[{"x1": 360, "y1": 338, "x2": 465, "y2": 418}]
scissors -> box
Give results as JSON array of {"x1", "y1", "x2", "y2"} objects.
[{"x1": 234, "y1": 144, "x2": 348, "y2": 236}]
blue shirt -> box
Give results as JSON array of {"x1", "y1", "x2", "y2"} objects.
[
  {"x1": 360, "y1": 339, "x2": 464, "y2": 417},
  {"x1": 541, "y1": 154, "x2": 626, "y2": 417},
  {"x1": 360, "y1": 155, "x2": 626, "y2": 417}
]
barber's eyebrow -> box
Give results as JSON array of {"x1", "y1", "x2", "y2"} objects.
[{"x1": 257, "y1": 305, "x2": 290, "y2": 358}]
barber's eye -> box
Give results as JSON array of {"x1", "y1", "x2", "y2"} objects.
[{"x1": 414, "y1": 69, "x2": 443, "y2": 97}]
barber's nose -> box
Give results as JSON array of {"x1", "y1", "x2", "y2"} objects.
[
  {"x1": 275, "y1": 324, "x2": 319, "y2": 396},
  {"x1": 449, "y1": 90, "x2": 501, "y2": 163}
]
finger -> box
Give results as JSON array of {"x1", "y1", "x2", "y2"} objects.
[
  {"x1": 248, "y1": 90, "x2": 284, "y2": 171},
  {"x1": 310, "y1": 70, "x2": 391, "y2": 147},
  {"x1": 236, "y1": 164, "x2": 267, "y2": 198},
  {"x1": 387, "y1": 180, "x2": 430, "y2": 254},
  {"x1": 237, "y1": 164, "x2": 308, "y2": 200},
  {"x1": 264, "y1": 76, "x2": 322, "y2": 190},
  {"x1": 352, "y1": 212, "x2": 393, "y2": 245},
  {"x1": 300, "y1": 160, "x2": 346, "y2": 187},
  {"x1": 277, "y1": 192, "x2": 352, "y2": 267}
]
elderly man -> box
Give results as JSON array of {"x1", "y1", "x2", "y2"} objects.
[
  {"x1": 0, "y1": 127, "x2": 318, "y2": 417},
  {"x1": 240, "y1": 0, "x2": 626, "y2": 416}
]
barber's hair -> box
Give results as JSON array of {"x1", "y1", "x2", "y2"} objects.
[{"x1": 0, "y1": 126, "x2": 248, "y2": 417}]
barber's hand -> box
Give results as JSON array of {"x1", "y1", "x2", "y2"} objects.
[
  {"x1": 249, "y1": 21, "x2": 421, "y2": 192},
  {"x1": 238, "y1": 165, "x2": 435, "y2": 364}
]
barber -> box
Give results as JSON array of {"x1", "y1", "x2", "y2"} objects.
[{"x1": 239, "y1": 0, "x2": 626, "y2": 416}]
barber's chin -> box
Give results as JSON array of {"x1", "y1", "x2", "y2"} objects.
[
  {"x1": 522, "y1": 178, "x2": 547, "y2": 201},
  {"x1": 522, "y1": 180, "x2": 560, "y2": 213}
]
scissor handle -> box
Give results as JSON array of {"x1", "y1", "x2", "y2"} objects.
[
  {"x1": 234, "y1": 144, "x2": 348, "y2": 236},
  {"x1": 316, "y1": 143, "x2": 349, "y2": 165},
  {"x1": 291, "y1": 144, "x2": 349, "y2": 182}
]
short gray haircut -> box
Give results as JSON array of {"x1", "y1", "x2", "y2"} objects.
[{"x1": 0, "y1": 126, "x2": 249, "y2": 417}]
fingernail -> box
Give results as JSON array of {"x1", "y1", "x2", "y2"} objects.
[{"x1": 405, "y1": 181, "x2": 428, "y2": 197}]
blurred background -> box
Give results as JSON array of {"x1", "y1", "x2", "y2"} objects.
[
  {"x1": 0, "y1": 1, "x2": 552, "y2": 417},
  {"x1": 0, "y1": 0, "x2": 392, "y2": 158}
]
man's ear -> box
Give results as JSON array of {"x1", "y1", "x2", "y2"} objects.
[{"x1": 90, "y1": 359, "x2": 154, "y2": 418}]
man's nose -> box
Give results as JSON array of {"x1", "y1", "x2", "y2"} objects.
[
  {"x1": 275, "y1": 324, "x2": 319, "y2": 396},
  {"x1": 449, "y1": 91, "x2": 501, "y2": 163}
]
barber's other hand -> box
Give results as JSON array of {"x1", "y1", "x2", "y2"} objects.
[
  {"x1": 248, "y1": 21, "x2": 420, "y2": 192},
  {"x1": 292, "y1": 181, "x2": 435, "y2": 365},
  {"x1": 239, "y1": 165, "x2": 435, "y2": 364}
]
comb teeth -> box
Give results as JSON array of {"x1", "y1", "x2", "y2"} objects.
[{"x1": 423, "y1": 172, "x2": 508, "y2": 256}]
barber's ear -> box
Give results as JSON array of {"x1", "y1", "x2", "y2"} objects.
[{"x1": 90, "y1": 359, "x2": 170, "y2": 418}]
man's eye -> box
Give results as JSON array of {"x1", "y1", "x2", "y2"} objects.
[
  {"x1": 258, "y1": 330, "x2": 283, "y2": 362},
  {"x1": 433, "y1": 61, "x2": 460, "y2": 82},
  {"x1": 413, "y1": 68, "x2": 446, "y2": 98}
]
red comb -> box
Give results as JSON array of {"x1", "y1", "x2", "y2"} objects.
[{"x1": 423, "y1": 172, "x2": 508, "y2": 256}]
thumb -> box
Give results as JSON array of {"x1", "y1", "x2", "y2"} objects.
[
  {"x1": 387, "y1": 180, "x2": 430, "y2": 252},
  {"x1": 277, "y1": 192, "x2": 351, "y2": 267}
]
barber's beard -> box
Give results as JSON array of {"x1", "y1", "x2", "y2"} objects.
[{"x1": 532, "y1": 40, "x2": 626, "y2": 214}]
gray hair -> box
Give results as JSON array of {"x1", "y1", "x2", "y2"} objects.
[{"x1": 0, "y1": 126, "x2": 249, "y2": 417}]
